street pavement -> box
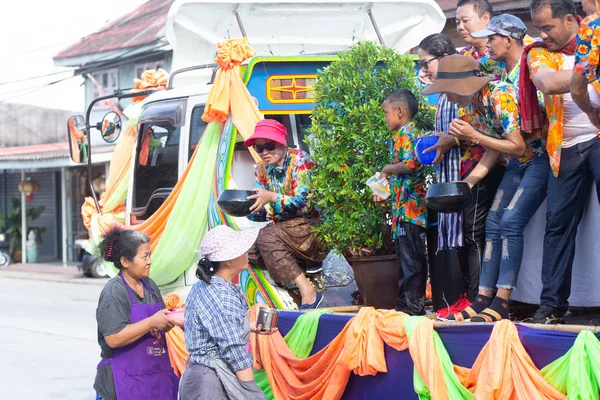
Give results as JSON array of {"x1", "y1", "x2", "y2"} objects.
[{"x1": 0, "y1": 267, "x2": 106, "y2": 399}]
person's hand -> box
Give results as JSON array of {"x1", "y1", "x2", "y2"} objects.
[
  {"x1": 250, "y1": 322, "x2": 279, "y2": 335},
  {"x1": 422, "y1": 133, "x2": 457, "y2": 164},
  {"x1": 380, "y1": 166, "x2": 393, "y2": 177},
  {"x1": 462, "y1": 175, "x2": 479, "y2": 189},
  {"x1": 150, "y1": 309, "x2": 175, "y2": 331},
  {"x1": 151, "y1": 328, "x2": 165, "y2": 345},
  {"x1": 248, "y1": 188, "x2": 278, "y2": 213},
  {"x1": 450, "y1": 119, "x2": 480, "y2": 144},
  {"x1": 372, "y1": 193, "x2": 387, "y2": 203}
]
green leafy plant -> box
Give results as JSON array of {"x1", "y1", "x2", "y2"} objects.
[
  {"x1": 308, "y1": 41, "x2": 434, "y2": 258},
  {"x1": 6, "y1": 198, "x2": 47, "y2": 256}
]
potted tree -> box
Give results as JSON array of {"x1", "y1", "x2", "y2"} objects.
[
  {"x1": 6, "y1": 198, "x2": 47, "y2": 263},
  {"x1": 309, "y1": 41, "x2": 434, "y2": 309}
]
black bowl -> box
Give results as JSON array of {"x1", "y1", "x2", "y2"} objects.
[
  {"x1": 425, "y1": 182, "x2": 472, "y2": 213},
  {"x1": 217, "y1": 190, "x2": 256, "y2": 217}
]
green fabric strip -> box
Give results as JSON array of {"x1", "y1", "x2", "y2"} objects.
[
  {"x1": 542, "y1": 329, "x2": 600, "y2": 398},
  {"x1": 255, "y1": 309, "x2": 333, "y2": 399},
  {"x1": 404, "y1": 316, "x2": 473, "y2": 400}
]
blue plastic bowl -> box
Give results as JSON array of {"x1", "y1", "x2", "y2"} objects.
[{"x1": 416, "y1": 135, "x2": 439, "y2": 165}]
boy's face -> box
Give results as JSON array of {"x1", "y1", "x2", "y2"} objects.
[{"x1": 383, "y1": 100, "x2": 404, "y2": 131}]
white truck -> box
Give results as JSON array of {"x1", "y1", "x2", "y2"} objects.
[{"x1": 66, "y1": 0, "x2": 451, "y2": 307}]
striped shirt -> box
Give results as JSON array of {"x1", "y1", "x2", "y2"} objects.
[
  {"x1": 184, "y1": 275, "x2": 252, "y2": 372},
  {"x1": 434, "y1": 93, "x2": 463, "y2": 250}
]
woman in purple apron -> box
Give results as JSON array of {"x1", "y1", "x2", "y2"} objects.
[
  {"x1": 94, "y1": 227, "x2": 179, "y2": 400},
  {"x1": 180, "y1": 225, "x2": 275, "y2": 400}
]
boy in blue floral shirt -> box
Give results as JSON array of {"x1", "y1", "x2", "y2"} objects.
[{"x1": 375, "y1": 89, "x2": 428, "y2": 315}]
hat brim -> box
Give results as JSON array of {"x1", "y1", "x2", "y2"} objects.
[
  {"x1": 243, "y1": 133, "x2": 288, "y2": 148},
  {"x1": 471, "y1": 28, "x2": 496, "y2": 38},
  {"x1": 422, "y1": 75, "x2": 493, "y2": 97},
  {"x1": 211, "y1": 228, "x2": 260, "y2": 262}
]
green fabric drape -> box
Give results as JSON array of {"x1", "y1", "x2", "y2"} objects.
[
  {"x1": 404, "y1": 316, "x2": 473, "y2": 400},
  {"x1": 255, "y1": 309, "x2": 333, "y2": 399},
  {"x1": 542, "y1": 330, "x2": 600, "y2": 399}
]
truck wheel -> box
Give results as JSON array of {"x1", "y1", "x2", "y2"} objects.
[
  {"x1": 90, "y1": 260, "x2": 107, "y2": 278},
  {"x1": 0, "y1": 252, "x2": 10, "y2": 267}
]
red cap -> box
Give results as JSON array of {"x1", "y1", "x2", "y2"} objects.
[{"x1": 244, "y1": 119, "x2": 288, "y2": 147}]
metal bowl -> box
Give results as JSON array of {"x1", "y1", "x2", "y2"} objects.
[
  {"x1": 217, "y1": 190, "x2": 256, "y2": 217},
  {"x1": 425, "y1": 182, "x2": 472, "y2": 213},
  {"x1": 256, "y1": 307, "x2": 279, "y2": 331}
]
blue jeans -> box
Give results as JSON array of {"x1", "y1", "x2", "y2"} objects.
[
  {"x1": 479, "y1": 154, "x2": 550, "y2": 291},
  {"x1": 541, "y1": 137, "x2": 600, "y2": 312}
]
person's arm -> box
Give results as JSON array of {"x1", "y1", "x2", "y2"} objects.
[
  {"x1": 462, "y1": 149, "x2": 501, "y2": 188},
  {"x1": 532, "y1": 69, "x2": 572, "y2": 95},
  {"x1": 572, "y1": 20, "x2": 600, "y2": 114},
  {"x1": 527, "y1": 49, "x2": 571, "y2": 95},
  {"x1": 105, "y1": 311, "x2": 172, "y2": 348},
  {"x1": 381, "y1": 162, "x2": 415, "y2": 176},
  {"x1": 247, "y1": 166, "x2": 269, "y2": 219},
  {"x1": 97, "y1": 282, "x2": 174, "y2": 349},
  {"x1": 449, "y1": 120, "x2": 525, "y2": 157}
]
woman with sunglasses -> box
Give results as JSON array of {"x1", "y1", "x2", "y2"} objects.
[{"x1": 244, "y1": 119, "x2": 327, "y2": 310}]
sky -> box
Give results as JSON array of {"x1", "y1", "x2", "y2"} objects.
[{"x1": 0, "y1": 0, "x2": 148, "y2": 112}]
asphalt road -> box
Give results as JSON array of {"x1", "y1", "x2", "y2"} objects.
[{"x1": 0, "y1": 277, "x2": 103, "y2": 399}]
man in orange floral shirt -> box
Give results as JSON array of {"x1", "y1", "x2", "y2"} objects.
[{"x1": 523, "y1": 0, "x2": 600, "y2": 324}]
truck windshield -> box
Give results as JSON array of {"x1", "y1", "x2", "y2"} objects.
[{"x1": 131, "y1": 99, "x2": 186, "y2": 221}]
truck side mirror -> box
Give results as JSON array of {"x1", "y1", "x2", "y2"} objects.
[
  {"x1": 67, "y1": 115, "x2": 89, "y2": 164},
  {"x1": 100, "y1": 111, "x2": 122, "y2": 143}
]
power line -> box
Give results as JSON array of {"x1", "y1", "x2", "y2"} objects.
[
  {"x1": 0, "y1": 70, "x2": 74, "y2": 86},
  {"x1": 0, "y1": 75, "x2": 79, "y2": 104}
]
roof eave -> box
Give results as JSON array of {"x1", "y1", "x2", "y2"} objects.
[{"x1": 54, "y1": 42, "x2": 171, "y2": 69}]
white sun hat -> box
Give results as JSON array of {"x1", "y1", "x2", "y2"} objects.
[{"x1": 200, "y1": 225, "x2": 260, "y2": 262}]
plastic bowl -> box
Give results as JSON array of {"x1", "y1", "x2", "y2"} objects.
[
  {"x1": 416, "y1": 136, "x2": 439, "y2": 165},
  {"x1": 165, "y1": 309, "x2": 184, "y2": 326},
  {"x1": 217, "y1": 190, "x2": 256, "y2": 217}
]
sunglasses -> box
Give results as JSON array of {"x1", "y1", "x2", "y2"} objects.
[
  {"x1": 418, "y1": 57, "x2": 440, "y2": 70},
  {"x1": 254, "y1": 141, "x2": 277, "y2": 153}
]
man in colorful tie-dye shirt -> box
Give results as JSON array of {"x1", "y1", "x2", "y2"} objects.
[
  {"x1": 244, "y1": 119, "x2": 327, "y2": 310},
  {"x1": 375, "y1": 89, "x2": 428, "y2": 316}
]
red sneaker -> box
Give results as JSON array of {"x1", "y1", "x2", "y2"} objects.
[{"x1": 436, "y1": 294, "x2": 471, "y2": 319}]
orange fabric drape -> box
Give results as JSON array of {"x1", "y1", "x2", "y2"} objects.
[
  {"x1": 457, "y1": 321, "x2": 566, "y2": 400},
  {"x1": 202, "y1": 38, "x2": 262, "y2": 162},
  {"x1": 164, "y1": 293, "x2": 187, "y2": 378},
  {"x1": 408, "y1": 318, "x2": 450, "y2": 400},
  {"x1": 249, "y1": 306, "x2": 410, "y2": 400},
  {"x1": 160, "y1": 304, "x2": 572, "y2": 399}
]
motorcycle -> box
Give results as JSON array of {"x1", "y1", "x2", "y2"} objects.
[
  {"x1": 74, "y1": 238, "x2": 107, "y2": 278},
  {"x1": 0, "y1": 231, "x2": 11, "y2": 267}
]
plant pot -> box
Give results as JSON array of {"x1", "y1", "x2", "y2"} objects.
[
  {"x1": 349, "y1": 254, "x2": 399, "y2": 309},
  {"x1": 12, "y1": 248, "x2": 22, "y2": 263}
]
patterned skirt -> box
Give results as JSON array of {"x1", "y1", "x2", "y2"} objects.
[{"x1": 248, "y1": 217, "x2": 328, "y2": 283}]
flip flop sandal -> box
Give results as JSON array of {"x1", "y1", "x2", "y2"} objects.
[
  {"x1": 445, "y1": 306, "x2": 479, "y2": 322},
  {"x1": 471, "y1": 307, "x2": 506, "y2": 323}
]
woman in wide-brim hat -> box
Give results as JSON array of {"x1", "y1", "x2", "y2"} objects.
[
  {"x1": 422, "y1": 54, "x2": 526, "y2": 188},
  {"x1": 423, "y1": 54, "x2": 526, "y2": 320}
]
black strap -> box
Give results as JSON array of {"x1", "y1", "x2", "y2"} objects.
[{"x1": 437, "y1": 69, "x2": 488, "y2": 79}]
